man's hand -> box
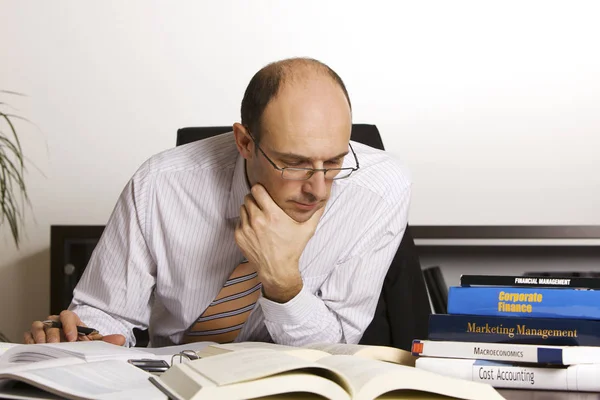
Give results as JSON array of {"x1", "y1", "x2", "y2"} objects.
[
  {"x1": 235, "y1": 184, "x2": 325, "y2": 303},
  {"x1": 24, "y1": 310, "x2": 126, "y2": 346}
]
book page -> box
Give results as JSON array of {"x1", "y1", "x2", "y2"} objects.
[
  {"x1": 316, "y1": 355, "x2": 394, "y2": 396},
  {"x1": 1, "y1": 360, "x2": 166, "y2": 399},
  {"x1": 199, "y1": 342, "x2": 329, "y2": 362},
  {"x1": 156, "y1": 366, "x2": 350, "y2": 400},
  {"x1": 210, "y1": 371, "x2": 350, "y2": 400},
  {"x1": 303, "y1": 343, "x2": 415, "y2": 366},
  {"x1": 0, "y1": 385, "x2": 64, "y2": 399},
  {"x1": 185, "y1": 349, "x2": 324, "y2": 386},
  {"x1": 0, "y1": 341, "x2": 152, "y2": 364},
  {"x1": 303, "y1": 343, "x2": 367, "y2": 355},
  {"x1": 0, "y1": 343, "x2": 19, "y2": 357},
  {"x1": 193, "y1": 342, "x2": 295, "y2": 358},
  {"x1": 317, "y1": 355, "x2": 504, "y2": 400},
  {"x1": 0, "y1": 357, "x2": 84, "y2": 376},
  {"x1": 253, "y1": 393, "x2": 342, "y2": 400},
  {"x1": 215, "y1": 342, "x2": 298, "y2": 351},
  {"x1": 139, "y1": 341, "x2": 217, "y2": 356}
]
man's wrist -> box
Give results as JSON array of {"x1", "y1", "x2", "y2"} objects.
[{"x1": 260, "y1": 272, "x2": 303, "y2": 303}]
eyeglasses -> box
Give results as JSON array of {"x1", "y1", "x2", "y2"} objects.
[{"x1": 246, "y1": 130, "x2": 360, "y2": 181}]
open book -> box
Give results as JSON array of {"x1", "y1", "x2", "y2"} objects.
[
  {"x1": 0, "y1": 340, "x2": 215, "y2": 366},
  {"x1": 151, "y1": 345, "x2": 504, "y2": 400},
  {"x1": 0, "y1": 341, "x2": 201, "y2": 399},
  {"x1": 0, "y1": 340, "x2": 223, "y2": 398},
  {"x1": 197, "y1": 341, "x2": 417, "y2": 366},
  {"x1": 0, "y1": 340, "x2": 229, "y2": 399},
  {"x1": 0, "y1": 358, "x2": 167, "y2": 399},
  {"x1": 0, "y1": 341, "x2": 152, "y2": 365}
]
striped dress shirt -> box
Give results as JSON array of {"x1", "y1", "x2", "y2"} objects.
[{"x1": 70, "y1": 132, "x2": 411, "y2": 347}]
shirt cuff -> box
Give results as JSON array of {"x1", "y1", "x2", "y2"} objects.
[
  {"x1": 69, "y1": 304, "x2": 134, "y2": 346},
  {"x1": 259, "y1": 284, "x2": 320, "y2": 326}
]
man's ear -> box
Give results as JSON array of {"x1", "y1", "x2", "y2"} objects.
[{"x1": 233, "y1": 123, "x2": 253, "y2": 160}]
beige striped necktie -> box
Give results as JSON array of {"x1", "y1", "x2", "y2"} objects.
[{"x1": 183, "y1": 260, "x2": 261, "y2": 344}]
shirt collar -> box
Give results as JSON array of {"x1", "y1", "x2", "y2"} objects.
[{"x1": 226, "y1": 153, "x2": 251, "y2": 219}]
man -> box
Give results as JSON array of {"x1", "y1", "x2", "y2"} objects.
[{"x1": 25, "y1": 57, "x2": 411, "y2": 347}]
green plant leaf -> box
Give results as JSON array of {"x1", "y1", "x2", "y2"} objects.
[
  {"x1": 0, "y1": 112, "x2": 24, "y2": 168},
  {"x1": 0, "y1": 104, "x2": 29, "y2": 248},
  {"x1": 0, "y1": 159, "x2": 22, "y2": 247},
  {"x1": 0, "y1": 90, "x2": 26, "y2": 96},
  {"x1": 0, "y1": 135, "x2": 24, "y2": 166}
]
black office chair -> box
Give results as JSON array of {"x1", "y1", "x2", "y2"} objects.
[
  {"x1": 176, "y1": 124, "x2": 431, "y2": 351},
  {"x1": 423, "y1": 266, "x2": 448, "y2": 314}
]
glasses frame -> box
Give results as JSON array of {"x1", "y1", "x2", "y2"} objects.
[{"x1": 246, "y1": 130, "x2": 360, "y2": 181}]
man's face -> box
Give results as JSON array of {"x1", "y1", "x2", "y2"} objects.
[{"x1": 244, "y1": 76, "x2": 352, "y2": 223}]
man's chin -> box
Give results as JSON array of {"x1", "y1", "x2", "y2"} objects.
[{"x1": 285, "y1": 204, "x2": 322, "y2": 223}]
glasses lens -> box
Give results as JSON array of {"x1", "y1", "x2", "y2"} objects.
[
  {"x1": 329, "y1": 169, "x2": 353, "y2": 180},
  {"x1": 282, "y1": 169, "x2": 312, "y2": 180},
  {"x1": 281, "y1": 168, "x2": 354, "y2": 180}
]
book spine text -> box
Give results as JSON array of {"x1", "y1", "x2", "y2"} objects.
[
  {"x1": 448, "y1": 287, "x2": 600, "y2": 319},
  {"x1": 416, "y1": 358, "x2": 600, "y2": 391},
  {"x1": 428, "y1": 314, "x2": 600, "y2": 346}
]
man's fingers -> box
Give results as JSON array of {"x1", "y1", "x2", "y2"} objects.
[
  {"x1": 102, "y1": 334, "x2": 126, "y2": 346},
  {"x1": 59, "y1": 310, "x2": 83, "y2": 342},
  {"x1": 25, "y1": 311, "x2": 88, "y2": 344},
  {"x1": 250, "y1": 184, "x2": 276, "y2": 212},
  {"x1": 239, "y1": 204, "x2": 250, "y2": 229},
  {"x1": 235, "y1": 205, "x2": 248, "y2": 249},
  {"x1": 23, "y1": 331, "x2": 35, "y2": 345},
  {"x1": 243, "y1": 193, "x2": 261, "y2": 218},
  {"x1": 30, "y1": 320, "x2": 47, "y2": 344}
]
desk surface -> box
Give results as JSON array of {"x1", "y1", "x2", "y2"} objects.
[{"x1": 499, "y1": 389, "x2": 600, "y2": 399}]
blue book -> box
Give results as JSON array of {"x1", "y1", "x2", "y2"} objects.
[
  {"x1": 448, "y1": 286, "x2": 600, "y2": 320},
  {"x1": 428, "y1": 314, "x2": 600, "y2": 346}
]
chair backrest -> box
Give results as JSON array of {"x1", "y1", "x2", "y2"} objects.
[
  {"x1": 422, "y1": 266, "x2": 448, "y2": 314},
  {"x1": 177, "y1": 126, "x2": 232, "y2": 145},
  {"x1": 176, "y1": 124, "x2": 386, "y2": 149},
  {"x1": 176, "y1": 124, "x2": 432, "y2": 350}
]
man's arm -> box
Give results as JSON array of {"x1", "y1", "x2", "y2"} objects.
[
  {"x1": 238, "y1": 183, "x2": 411, "y2": 346},
  {"x1": 264, "y1": 184, "x2": 410, "y2": 345},
  {"x1": 235, "y1": 185, "x2": 324, "y2": 305},
  {"x1": 69, "y1": 163, "x2": 157, "y2": 347}
]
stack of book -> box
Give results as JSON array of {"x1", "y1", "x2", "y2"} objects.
[{"x1": 412, "y1": 274, "x2": 600, "y2": 391}]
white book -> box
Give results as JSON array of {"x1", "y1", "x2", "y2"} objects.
[
  {"x1": 416, "y1": 356, "x2": 600, "y2": 391},
  {"x1": 0, "y1": 340, "x2": 217, "y2": 366},
  {"x1": 412, "y1": 339, "x2": 600, "y2": 365},
  {"x1": 0, "y1": 341, "x2": 152, "y2": 365},
  {"x1": 0, "y1": 341, "x2": 216, "y2": 399},
  {"x1": 0, "y1": 358, "x2": 166, "y2": 399},
  {"x1": 196, "y1": 341, "x2": 417, "y2": 365},
  {"x1": 151, "y1": 347, "x2": 504, "y2": 400}
]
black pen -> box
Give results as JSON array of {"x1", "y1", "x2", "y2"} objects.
[{"x1": 42, "y1": 320, "x2": 99, "y2": 336}]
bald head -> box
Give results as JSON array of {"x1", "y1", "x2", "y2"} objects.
[{"x1": 240, "y1": 57, "x2": 352, "y2": 143}]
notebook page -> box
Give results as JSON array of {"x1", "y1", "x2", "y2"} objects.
[{"x1": 2, "y1": 360, "x2": 166, "y2": 399}]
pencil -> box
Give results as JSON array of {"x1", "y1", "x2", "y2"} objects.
[{"x1": 42, "y1": 320, "x2": 99, "y2": 336}]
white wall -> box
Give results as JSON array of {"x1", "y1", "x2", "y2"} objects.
[
  {"x1": 1, "y1": 0, "x2": 599, "y2": 342},
  {"x1": 421, "y1": 250, "x2": 600, "y2": 290}
]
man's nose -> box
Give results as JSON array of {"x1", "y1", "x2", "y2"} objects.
[{"x1": 302, "y1": 170, "x2": 328, "y2": 200}]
